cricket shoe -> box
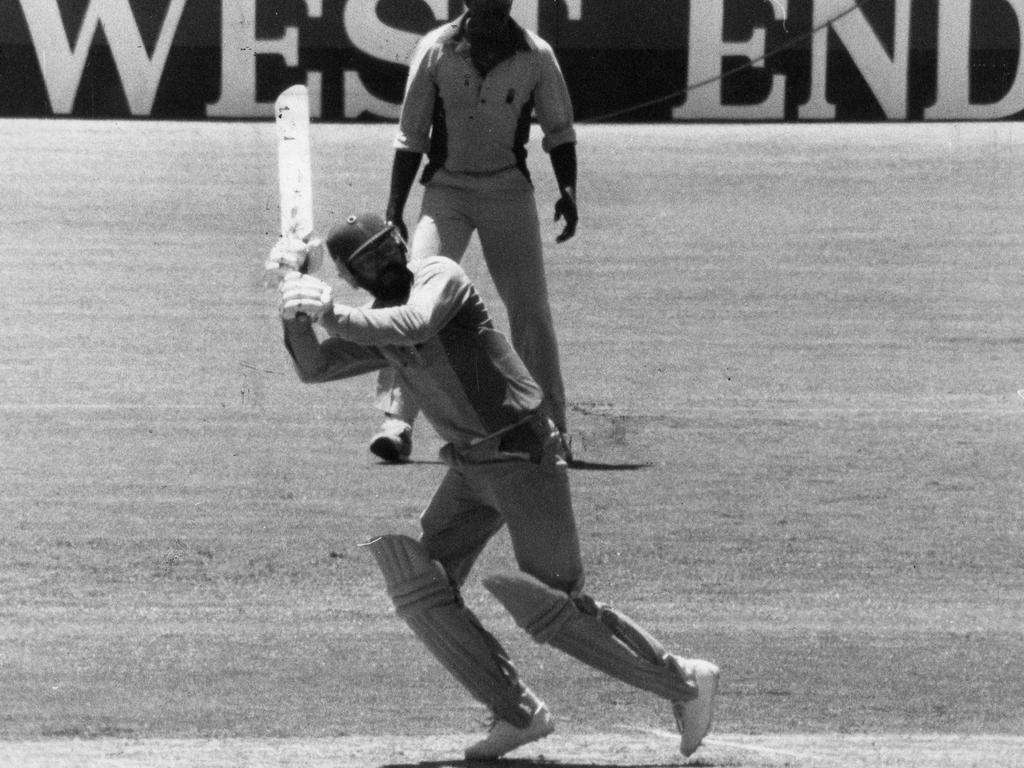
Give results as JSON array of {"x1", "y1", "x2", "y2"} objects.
[
  {"x1": 369, "y1": 420, "x2": 412, "y2": 463},
  {"x1": 668, "y1": 655, "x2": 720, "y2": 757},
  {"x1": 464, "y1": 700, "x2": 555, "y2": 760}
]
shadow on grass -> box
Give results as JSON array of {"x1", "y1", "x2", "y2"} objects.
[
  {"x1": 375, "y1": 460, "x2": 652, "y2": 470},
  {"x1": 568, "y1": 459, "x2": 653, "y2": 471},
  {"x1": 376, "y1": 459, "x2": 447, "y2": 466},
  {"x1": 381, "y1": 761, "x2": 685, "y2": 768}
]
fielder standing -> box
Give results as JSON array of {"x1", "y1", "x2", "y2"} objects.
[
  {"x1": 267, "y1": 216, "x2": 718, "y2": 760},
  {"x1": 369, "y1": 0, "x2": 578, "y2": 463}
]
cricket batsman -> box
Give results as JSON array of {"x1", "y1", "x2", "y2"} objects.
[{"x1": 266, "y1": 216, "x2": 719, "y2": 760}]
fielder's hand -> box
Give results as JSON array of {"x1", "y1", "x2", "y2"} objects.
[
  {"x1": 553, "y1": 187, "x2": 578, "y2": 243},
  {"x1": 385, "y1": 200, "x2": 408, "y2": 242},
  {"x1": 387, "y1": 216, "x2": 409, "y2": 243},
  {"x1": 279, "y1": 272, "x2": 334, "y2": 321},
  {"x1": 265, "y1": 233, "x2": 324, "y2": 283}
]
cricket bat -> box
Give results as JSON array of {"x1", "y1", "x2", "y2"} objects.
[{"x1": 275, "y1": 84, "x2": 313, "y2": 242}]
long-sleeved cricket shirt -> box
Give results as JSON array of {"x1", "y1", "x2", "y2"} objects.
[{"x1": 282, "y1": 256, "x2": 544, "y2": 451}]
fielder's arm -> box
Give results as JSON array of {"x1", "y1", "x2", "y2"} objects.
[
  {"x1": 387, "y1": 31, "x2": 434, "y2": 238},
  {"x1": 550, "y1": 142, "x2": 578, "y2": 243},
  {"x1": 385, "y1": 149, "x2": 423, "y2": 241},
  {"x1": 533, "y1": 38, "x2": 578, "y2": 243}
]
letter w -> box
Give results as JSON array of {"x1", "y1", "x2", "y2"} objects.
[{"x1": 21, "y1": 0, "x2": 187, "y2": 115}]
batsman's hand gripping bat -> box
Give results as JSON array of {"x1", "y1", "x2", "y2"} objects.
[
  {"x1": 279, "y1": 272, "x2": 334, "y2": 321},
  {"x1": 265, "y1": 234, "x2": 323, "y2": 279},
  {"x1": 266, "y1": 84, "x2": 322, "y2": 284}
]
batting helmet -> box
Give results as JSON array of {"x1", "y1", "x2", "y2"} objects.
[
  {"x1": 325, "y1": 213, "x2": 407, "y2": 291},
  {"x1": 325, "y1": 213, "x2": 390, "y2": 263}
]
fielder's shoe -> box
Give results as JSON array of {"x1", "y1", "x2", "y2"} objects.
[
  {"x1": 668, "y1": 655, "x2": 720, "y2": 757},
  {"x1": 369, "y1": 419, "x2": 412, "y2": 463},
  {"x1": 464, "y1": 699, "x2": 555, "y2": 760}
]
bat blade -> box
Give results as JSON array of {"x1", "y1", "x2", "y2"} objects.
[{"x1": 275, "y1": 84, "x2": 313, "y2": 240}]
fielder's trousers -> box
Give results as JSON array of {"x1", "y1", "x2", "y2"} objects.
[{"x1": 377, "y1": 168, "x2": 568, "y2": 433}]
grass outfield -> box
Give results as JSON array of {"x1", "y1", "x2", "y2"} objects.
[{"x1": 1, "y1": 120, "x2": 1023, "y2": 766}]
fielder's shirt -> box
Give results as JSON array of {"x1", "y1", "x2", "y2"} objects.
[
  {"x1": 282, "y1": 256, "x2": 543, "y2": 450},
  {"x1": 394, "y1": 13, "x2": 577, "y2": 180}
]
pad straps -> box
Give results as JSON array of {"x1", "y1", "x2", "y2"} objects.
[{"x1": 363, "y1": 535, "x2": 535, "y2": 727}]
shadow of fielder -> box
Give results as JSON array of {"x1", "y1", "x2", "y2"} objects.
[
  {"x1": 568, "y1": 459, "x2": 653, "y2": 471},
  {"x1": 381, "y1": 761, "x2": 688, "y2": 768},
  {"x1": 374, "y1": 459, "x2": 652, "y2": 470}
]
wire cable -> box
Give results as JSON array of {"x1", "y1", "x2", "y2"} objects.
[{"x1": 581, "y1": 0, "x2": 880, "y2": 123}]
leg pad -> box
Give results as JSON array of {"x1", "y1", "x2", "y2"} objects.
[
  {"x1": 363, "y1": 535, "x2": 534, "y2": 726},
  {"x1": 484, "y1": 572, "x2": 696, "y2": 701}
]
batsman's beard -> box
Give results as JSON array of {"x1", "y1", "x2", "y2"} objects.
[{"x1": 366, "y1": 264, "x2": 414, "y2": 303}]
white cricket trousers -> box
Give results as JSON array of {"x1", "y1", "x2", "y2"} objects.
[{"x1": 376, "y1": 168, "x2": 568, "y2": 432}]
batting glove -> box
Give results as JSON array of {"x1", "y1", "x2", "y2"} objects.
[
  {"x1": 279, "y1": 272, "x2": 334, "y2": 321},
  {"x1": 265, "y1": 234, "x2": 324, "y2": 283}
]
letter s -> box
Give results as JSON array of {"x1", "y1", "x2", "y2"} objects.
[{"x1": 344, "y1": 0, "x2": 448, "y2": 66}]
